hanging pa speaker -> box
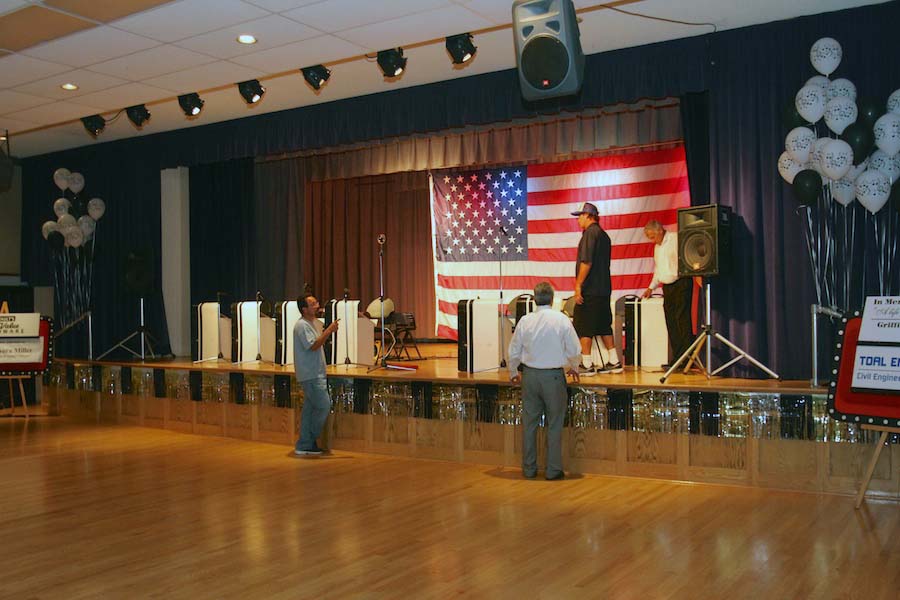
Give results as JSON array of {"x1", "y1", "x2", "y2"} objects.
[
  {"x1": 123, "y1": 251, "x2": 155, "y2": 296},
  {"x1": 512, "y1": 0, "x2": 584, "y2": 102},
  {"x1": 677, "y1": 204, "x2": 732, "y2": 277}
]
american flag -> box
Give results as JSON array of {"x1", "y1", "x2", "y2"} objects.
[{"x1": 430, "y1": 144, "x2": 691, "y2": 340}]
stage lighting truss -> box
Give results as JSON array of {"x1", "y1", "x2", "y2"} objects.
[
  {"x1": 376, "y1": 48, "x2": 406, "y2": 77},
  {"x1": 81, "y1": 114, "x2": 106, "y2": 137},
  {"x1": 446, "y1": 33, "x2": 476, "y2": 64},
  {"x1": 178, "y1": 92, "x2": 204, "y2": 116},
  {"x1": 126, "y1": 104, "x2": 151, "y2": 128},
  {"x1": 301, "y1": 65, "x2": 331, "y2": 90},
  {"x1": 238, "y1": 79, "x2": 266, "y2": 104}
]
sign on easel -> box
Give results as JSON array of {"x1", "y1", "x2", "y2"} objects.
[
  {"x1": 0, "y1": 312, "x2": 54, "y2": 377},
  {"x1": 850, "y1": 297, "x2": 900, "y2": 394}
]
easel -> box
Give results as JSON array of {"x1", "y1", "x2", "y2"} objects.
[
  {"x1": 0, "y1": 301, "x2": 29, "y2": 418},
  {"x1": 854, "y1": 424, "x2": 900, "y2": 509}
]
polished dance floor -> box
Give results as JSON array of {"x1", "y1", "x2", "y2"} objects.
[{"x1": 0, "y1": 417, "x2": 896, "y2": 599}]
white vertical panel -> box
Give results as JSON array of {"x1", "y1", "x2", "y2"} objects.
[{"x1": 160, "y1": 167, "x2": 190, "y2": 356}]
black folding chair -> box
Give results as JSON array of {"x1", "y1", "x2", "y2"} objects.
[{"x1": 390, "y1": 312, "x2": 422, "y2": 360}]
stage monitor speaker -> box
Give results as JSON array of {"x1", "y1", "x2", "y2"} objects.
[
  {"x1": 123, "y1": 251, "x2": 155, "y2": 296},
  {"x1": 0, "y1": 145, "x2": 12, "y2": 193},
  {"x1": 512, "y1": 0, "x2": 584, "y2": 101},
  {"x1": 677, "y1": 204, "x2": 732, "y2": 278}
]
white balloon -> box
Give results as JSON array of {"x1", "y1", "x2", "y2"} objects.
[
  {"x1": 855, "y1": 169, "x2": 891, "y2": 214},
  {"x1": 87, "y1": 197, "x2": 106, "y2": 220},
  {"x1": 820, "y1": 139, "x2": 854, "y2": 180},
  {"x1": 786, "y1": 127, "x2": 816, "y2": 164},
  {"x1": 824, "y1": 97, "x2": 857, "y2": 135},
  {"x1": 41, "y1": 220, "x2": 58, "y2": 240},
  {"x1": 778, "y1": 151, "x2": 805, "y2": 184},
  {"x1": 77, "y1": 215, "x2": 96, "y2": 240},
  {"x1": 68, "y1": 172, "x2": 85, "y2": 194},
  {"x1": 53, "y1": 168, "x2": 71, "y2": 191},
  {"x1": 869, "y1": 150, "x2": 900, "y2": 183},
  {"x1": 887, "y1": 89, "x2": 900, "y2": 115},
  {"x1": 873, "y1": 112, "x2": 900, "y2": 157},
  {"x1": 64, "y1": 226, "x2": 84, "y2": 248},
  {"x1": 826, "y1": 78, "x2": 856, "y2": 102},
  {"x1": 810, "y1": 37, "x2": 842, "y2": 76},
  {"x1": 806, "y1": 75, "x2": 830, "y2": 89},
  {"x1": 57, "y1": 213, "x2": 76, "y2": 228},
  {"x1": 830, "y1": 178, "x2": 856, "y2": 206},
  {"x1": 845, "y1": 160, "x2": 868, "y2": 182},
  {"x1": 52, "y1": 197, "x2": 71, "y2": 217},
  {"x1": 809, "y1": 138, "x2": 831, "y2": 176},
  {"x1": 796, "y1": 85, "x2": 826, "y2": 123}
]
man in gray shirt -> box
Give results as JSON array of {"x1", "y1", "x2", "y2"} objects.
[
  {"x1": 508, "y1": 282, "x2": 581, "y2": 480},
  {"x1": 294, "y1": 293, "x2": 340, "y2": 456}
]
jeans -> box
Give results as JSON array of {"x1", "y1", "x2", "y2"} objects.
[{"x1": 296, "y1": 377, "x2": 332, "y2": 451}]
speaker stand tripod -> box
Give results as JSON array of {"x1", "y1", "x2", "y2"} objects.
[
  {"x1": 98, "y1": 297, "x2": 159, "y2": 361},
  {"x1": 660, "y1": 280, "x2": 779, "y2": 383}
]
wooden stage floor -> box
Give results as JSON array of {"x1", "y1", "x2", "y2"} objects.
[
  {"x1": 79, "y1": 342, "x2": 825, "y2": 395},
  {"x1": 0, "y1": 418, "x2": 896, "y2": 599}
]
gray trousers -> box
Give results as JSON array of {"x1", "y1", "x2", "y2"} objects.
[{"x1": 521, "y1": 366, "x2": 567, "y2": 477}]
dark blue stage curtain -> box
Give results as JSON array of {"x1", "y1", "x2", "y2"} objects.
[
  {"x1": 189, "y1": 158, "x2": 256, "y2": 310},
  {"x1": 20, "y1": 2, "x2": 900, "y2": 376},
  {"x1": 20, "y1": 148, "x2": 170, "y2": 359}
]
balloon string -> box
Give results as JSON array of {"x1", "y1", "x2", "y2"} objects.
[{"x1": 803, "y1": 206, "x2": 822, "y2": 305}]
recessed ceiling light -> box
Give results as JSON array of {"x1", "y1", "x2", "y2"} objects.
[
  {"x1": 237, "y1": 34, "x2": 257, "y2": 45},
  {"x1": 60, "y1": 83, "x2": 79, "y2": 91}
]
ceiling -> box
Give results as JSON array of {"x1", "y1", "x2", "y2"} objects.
[{"x1": 0, "y1": 0, "x2": 885, "y2": 158}]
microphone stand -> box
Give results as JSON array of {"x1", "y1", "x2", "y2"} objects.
[
  {"x1": 368, "y1": 235, "x2": 404, "y2": 373},
  {"x1": 498, "y1": 227, "x2": 507, "y2": 368},
  {"x1": 343, "y1": 288, "x2": 352, "y2": 365},
  {"x1": 255, "y1": 291, "x2": 263, "y2": 361}
]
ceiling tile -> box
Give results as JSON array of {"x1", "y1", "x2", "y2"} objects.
[
  {"x1": 450, "y1": 0, "x2": 513, "y2": 25},
  {"x1": 0, "y1": 54, "x2": 71, "y2": 88},
  {"x1": 230, "y1": 34, "x2": 365, "y2": 74},
  {"x1": 22, "y1": 26, "x2": 161, "y2": 68},
  {"x1": 0, "y1": 115, "x2": 42, "y2": 135},
  {"x1": 0, "y1": 5, "x2": 95, "y2": 52},
  {"x1": 0, "y1": 90, "x2": 56, "y2": 114},
  {"x1": 7, "y1": 100, "x2": 108, "y2": 126},
  {"x1": 67, "y1": 82, "x2": 175, "y2": 110},
  {"x1": 112, "y1": 0, "x2": 270, "y2": 43},
  {"x1": 175, "y1": 14, "x2": 319, "y2": 59},
  {"x1": 243, "y1": 0, "x2": 323, "y2": 11},
  {"x1": 0, "y1": 1, "x2": 28, "y2": 17},
  {"x1": 143, "y1": 60, "x2": 263, "y2": 93},
  {"x1": 283, "y1": 0, "x2": 450, "y2": 33},
  {"x1": 336, "y1": 5, "x2": 495, "y2": 50},
  {"x1": 87, "y1": 44, "x2": 216, "y2": 80},
  {"x1": 44, "y1": 0, "x2": 179, "y2": 23},
  {"x1": 14, "y1": 69, "x2": 129, "y2": 100}
]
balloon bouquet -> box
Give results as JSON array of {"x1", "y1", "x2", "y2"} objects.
[
  {"x1": 40, "y1": 168, "x2": 106, "y2": 331},
  {"x1": 779, "y1": 37, "x2": 900, "y2": 309}
]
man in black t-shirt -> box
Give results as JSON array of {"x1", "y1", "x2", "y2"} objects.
[{"x1": 571, "y1": 202, "x2": 622, "y2": 375}]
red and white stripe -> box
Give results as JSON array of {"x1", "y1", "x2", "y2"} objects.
[{"x1": 432, "y1": 145, "x2": 690, "y2": 340}]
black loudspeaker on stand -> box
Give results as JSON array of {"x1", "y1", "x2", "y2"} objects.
[
  {"x1": 512, "y1": 0, "x2": 584, "y2": 101},
  {"x1": 98, "y1": 251, "x2": 161, "y2": 360},
  {"x1": 661, "y1": 204, "x2": 779, "y2": 383}
]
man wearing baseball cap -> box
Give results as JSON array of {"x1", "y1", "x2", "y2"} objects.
[{"x1": 570, "y1": 202, "x2": 622, "y2": 374}]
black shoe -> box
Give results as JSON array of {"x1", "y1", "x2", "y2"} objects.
[
  {"x1": 294, "y1": 445, "x2": 324, "y2": 456},
  {"x1": 599, "y1": 361, "x2": 623, "y2": 374},
  {"x1": 523, "y1": 471, "x2": 537, "y2": 479},
  {"x1": 576, "y1": 364, "x2": 596, "y2": 377},
  {"x1": 545, "y1": 472, "x2": 565, "y2": 481}
]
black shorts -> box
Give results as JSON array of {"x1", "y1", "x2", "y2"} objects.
[{"x1": 573, "y1": 295, "x2": 612, "y2": 338}]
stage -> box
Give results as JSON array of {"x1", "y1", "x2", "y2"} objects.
[{"x1": 39, "y1": 342, "x2": 899, "y2": 502}]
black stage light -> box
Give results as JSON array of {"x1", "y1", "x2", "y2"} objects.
[
  {"x1": 126, "y1": 104, "x2": 151, "y2": 128},
  {"x1": 301, "y1": 65, "x2": 331, "y2": 90},
  {"x1": 237, "y1": 79, "x2": 265, "y2": 104},
  {"x1": 376, "y1": 48, "x2": 406, "y2": 77},
  {"x1": 81, "y1": 114, "x2": 106, "y2": 137},
  {"x1": 446, "y1": 33, "x2": 476, "y2": 64},
  {"x1": 178, "y1": 92, "x2": 204, "y2": 116}
]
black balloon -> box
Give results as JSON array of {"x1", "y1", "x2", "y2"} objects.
[
  {"x1": 841, "y1": 122, "x2": 875, "y2": 165},
  {"x1": 792, "y1": 169, "x2": 822, "y2": 205},
  {"x1": 783, "y1": 102, "x2": 807, "y2": 130},
  {"x1": 857, "y1": 97, "x2": 882, "y2": 129},
  {"x1": 47, "y1": 230, "x2": 64, "y2": 250}
]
